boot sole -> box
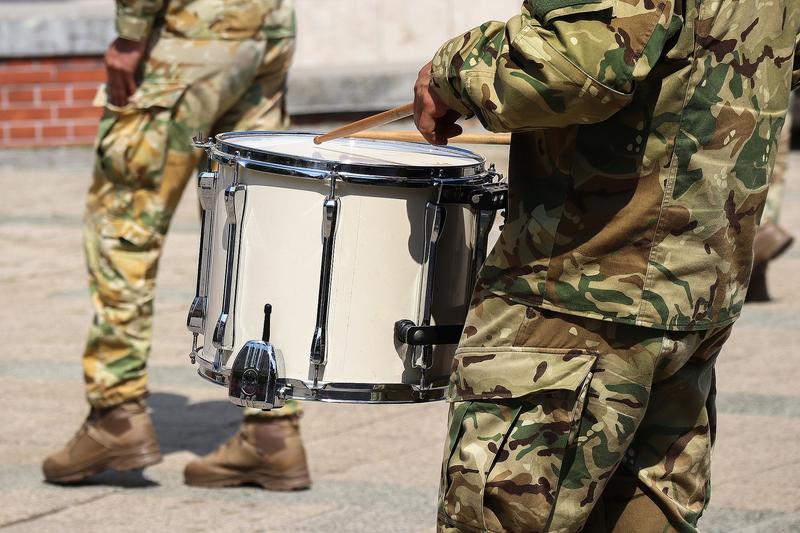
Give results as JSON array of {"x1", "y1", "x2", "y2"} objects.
[
  {"x1": 45, "y1": 449, "x2": 163, "y2": 484},
  {"x1": 185, "y1": 471, "x2": 311, "y2": 491}
]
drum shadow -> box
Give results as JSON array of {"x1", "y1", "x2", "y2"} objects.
[{"x1": 148, "y1": 392, "x2": 242, "y2": 456}]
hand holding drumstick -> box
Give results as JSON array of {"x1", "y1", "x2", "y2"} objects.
[
  {"x1": 314, "y1": 61, "x2": 507, "y2": 146},
  {"x1": 413, "y1": 61, "x2": 463, "y2": 145}
]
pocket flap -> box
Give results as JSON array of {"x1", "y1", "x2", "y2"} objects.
[
  {"x1": 448, "y1": 347, "x2": 598, "y2": 401},
  {"x1": 130, "y1": 82, "x2": 188, "y2": 109},
  {"x1": 93, "y1": 82, "x2": 188, "y2": 111}
]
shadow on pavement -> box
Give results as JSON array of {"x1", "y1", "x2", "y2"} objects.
[{"x1": 148, "y1": 392, "x2": 242, "y2": 456}]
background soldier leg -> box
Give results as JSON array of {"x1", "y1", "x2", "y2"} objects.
[{"x1": 45, "y1": 35, "x2": 306, "y2": 484}]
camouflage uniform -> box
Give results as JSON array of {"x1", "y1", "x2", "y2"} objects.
[
  {"x1": 762, "y1": 109, "x2": 792, "y2": 225},
  {"x1": 84, "y1": 0, "x2": 300, "y2": 418},
  {"x1": 428, "y1": 0, "x2": 800, "y2": 530}
]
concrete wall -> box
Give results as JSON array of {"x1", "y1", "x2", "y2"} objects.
[{"x1": 0, "y1": 0, "x2": 521, "y2": 112}]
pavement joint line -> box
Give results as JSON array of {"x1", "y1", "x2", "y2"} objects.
[{"x1": 0, "y1": 489, "x2": 117, "y2": 529}]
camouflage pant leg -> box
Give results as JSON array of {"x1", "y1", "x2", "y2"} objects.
[
  {"x1": 83, "y1": 110, "x2": 202, "y2": 408},
  {"x1": 438, "y1": 297, "x2": 732, "y2": 533},
  {"x1": 762, "y1": 109, "x2": 792, "y2": 224},
  {"x1": 83, "y1": 35, "x2": 295, "y2": 409}
]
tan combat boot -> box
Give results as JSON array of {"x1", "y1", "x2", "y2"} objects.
[
  {"x1": 42, "y1": 399, "x2": 162, "y2": 483},
  {"x1": 747, "y1": 222, "x2": 795, "y2": 302},
  {"x1": 183, "y1": 415, "x2": 311, "y2": 490}
]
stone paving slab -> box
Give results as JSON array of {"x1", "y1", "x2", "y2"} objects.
[{"x1": 1, "y1": 145, "x2": 799, "y2": 531}]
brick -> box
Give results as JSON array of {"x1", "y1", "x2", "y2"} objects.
[
  {"x1": 0, "y1": 70, "x2": 54, "y2": 84},
  {"x1": 41, "y1": 124, "x2": 71, "y2": 139},
  {"x1": 71, "y1": 86, "x2": 102, "y2": 103},
  {"x1": 0, "y1": 107, "x2": 52, "y2": 121},
  {"x1": 7, "y1": 89, "x2": 36, "y2": 104},
  {"x1": 39, "y1": 87, "x2": 68, "y2": 103},
  {"x1": 56, "y1": 105, "x2": 103, "y2": 120},
  {"x1": 73, "y1": 123, "x2": 100, "y2": 138},
  {"x1": 9, "y1": 125, "x2": 38, "y2": 140},
  {"x1": 55, "y1": 69, "x2": 106, "y2": 83}
]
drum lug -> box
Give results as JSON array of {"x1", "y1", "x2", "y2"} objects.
[
  {"x1": 411, "y1": 201, "x2": 447, "y2": 372},
  {"x1": 197, "y1": 171, "x2": 216, "y2": 210},
  {"x1": 309, "y1": 173, "x2": 340, "y2": 385},
  {"x1": 224, "y1": 184, "x2": 245, "y2": 222},
  {"x1": 187, "y1": 296, "x2": 207, "y2": 334},
  {"x1": 186, "y1": 170, "x2": 219, "y2": 363},
  {"x1": 213, "y1": 182, "x2": 247, "y2": 356}
]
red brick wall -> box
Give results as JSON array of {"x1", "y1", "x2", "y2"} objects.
[{"x1": 0, "y1": 57, "x2": 106, "y2": 148}]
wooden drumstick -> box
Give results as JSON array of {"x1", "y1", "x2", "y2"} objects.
[
  {"x1": 313, "y1": 103, "x2": 415, "y2": 145},
  {"x1": 349, "y1": 131, "x2": 511, "y2": 145}
]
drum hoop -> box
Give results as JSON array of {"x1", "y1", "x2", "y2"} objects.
[
  {"x1": 195, "y1": 359, "x2": 448, "y2": 404},
  {"x1": 212, "y1": 131, "x2": 488, "y2": 185}
]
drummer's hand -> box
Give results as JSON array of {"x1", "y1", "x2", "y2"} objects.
[
  {"x1": 414, "y1": 61, "x2": 462, "y2": 145},
  {"x1": 105, "y1": 38, "x2": 147, "y2": 107}
]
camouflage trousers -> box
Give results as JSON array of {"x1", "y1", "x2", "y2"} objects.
[
  {"x1": 438, "y1": 295, "x2": 732, "y2": 532},
  {"x1": 83, "y1": 31, "x2": 300, "y2": 418}
]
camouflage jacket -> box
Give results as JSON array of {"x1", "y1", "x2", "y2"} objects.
[
  {"x1": 431, "y1": 0, "x2": 800, "y2": 331},
  {"x1": 115, "y1": 0, "x2": 295, "y2": 42}
]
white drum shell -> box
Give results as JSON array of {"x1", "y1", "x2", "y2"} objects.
[{"x1": 198, "y1": 163, "x2": 478, "y2": 389}]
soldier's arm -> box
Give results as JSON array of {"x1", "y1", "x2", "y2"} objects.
[
  {"x1": 115, "y1": 0, "x2": 165, "y2": 42},
  {"x1": 429, "y1": 0, "x2": 679, "y2": 132}
]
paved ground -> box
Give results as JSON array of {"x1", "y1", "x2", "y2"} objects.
[{"x1": 1, "y1": 139, "x2": 799, "y2": 532}]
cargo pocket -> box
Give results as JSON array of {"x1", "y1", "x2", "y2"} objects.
[
  {"x1": 439, "y1": 348, "x2": 597, "y2": 532},
  {"x1": 95, "y1": 82, "x2": 188, "y2": 191},
  {"x1": 92, "y1": 83, "x2": 188, "y2": 249}
]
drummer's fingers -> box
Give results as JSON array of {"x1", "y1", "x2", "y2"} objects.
[{"x1": 417, "y1": 110, "x2": 439, "y2": 144}]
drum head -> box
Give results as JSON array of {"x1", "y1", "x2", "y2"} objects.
[{"x1": 212, "y1": 131, "x2": 487, "y2": 183}]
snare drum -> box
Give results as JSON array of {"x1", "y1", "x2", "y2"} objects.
[{"x1": 186, "y1": 132, "x2": 506, "y2": 408}]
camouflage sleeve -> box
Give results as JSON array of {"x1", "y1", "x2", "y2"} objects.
[
  {"x1": 115, "y1": 0, "x2": 165, "y2": 41},
  {"x1": 430, "y1": 0, "x2": 678, "y2": 131}
]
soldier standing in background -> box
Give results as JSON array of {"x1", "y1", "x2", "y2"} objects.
[
  {"x1": 42, "y1": 0, "x2": 311, "y2": 490},
  {"x1": 414, "y1": 1, "x2": 800, "y2": 531}
]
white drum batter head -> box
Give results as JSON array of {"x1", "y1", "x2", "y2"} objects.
[{"x1": 213, "y1": 131, "x2": 487, "y2": 183}]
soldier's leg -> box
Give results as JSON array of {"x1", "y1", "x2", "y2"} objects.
[
  {"x1": 586, "y1": 326, "x2": 732, "y2": 532},
  {"x1": 83, "y1": 35, "x2": 272, "y2": 408},
  {"x1": 47, "y1": 35, "x2": 282, "y2": 483},
  {"x1": 438, "y1": 300, "x2": 733, "y2": 532},
  {"x1": 83, "y1": 100, "x2": 203, "y2": 408},
  {"x1": 438, "y1": 302, "x2": 668, "y2": 532}
]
